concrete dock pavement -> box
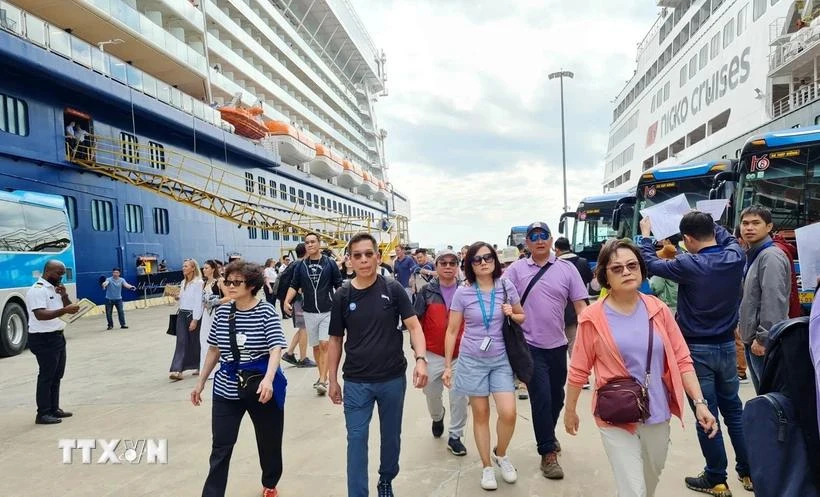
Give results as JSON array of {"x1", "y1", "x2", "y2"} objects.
[{"x1": 0, "y1": 304, "x2": 754, "y2": 497}]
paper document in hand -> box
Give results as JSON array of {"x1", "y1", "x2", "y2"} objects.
[
  {"x1": 640, "y1": 193, "x2": 690, "y2": 241},
  {"x1": 695, "y1": 199, "x2": 729, "y2": 221},
  {"x1": 59, "y1": 298, "x2": 96, "y2": 324},
  {"x1": 795, "y1": 223, "x2": 820, "y2": 292}
]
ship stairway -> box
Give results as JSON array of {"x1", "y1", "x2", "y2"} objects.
[{"x1": 66, "y1": 136, "x2": 401, "y2": 251}]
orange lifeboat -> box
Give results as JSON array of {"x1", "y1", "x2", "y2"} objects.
[
  {"x1": 338, "y1": 160, "x2": 363, "y2": 188},
  {"x1": 358, "y1": 171, "x2": 377, "y2": 196},
  {"x1": 219, "y1": 106, "x2": 268, "y2": 140},
  {"x1": 264, "y1": 120, "x2": 316, "y2": 164},
  {"x1": 309, "y1": 144, "x2": 343, "y2": 179},
  {"x1": 373, "y1": 179, "x2": 388, "y2": 201}
]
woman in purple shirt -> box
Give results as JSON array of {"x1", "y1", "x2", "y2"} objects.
[{"x1": 443, "y1": 242, "x2": 525, "y2": 491}]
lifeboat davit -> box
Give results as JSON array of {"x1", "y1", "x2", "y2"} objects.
[
  {"x1": 265, "y1": 120, "x2": 316, "y2": 164},
  {"x1": 309, "y1": 144, "x2": 343, "y2": 179},
  {"x1": 219, "y1": 106, "x2": 268, "y2": 140},
  {"x1": 373, "y1": 180, "x2": 388, "y2": 201},
  {"x1": 357, "y1": 171, "x2": 377, "y2": 196},
  {"x1": 338, "y1": 160, "x2": 363, "y2": 189}
]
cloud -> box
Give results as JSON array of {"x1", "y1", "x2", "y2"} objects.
[{"x1": 354, "y1": 0, "x2": 658, "y2": 246}]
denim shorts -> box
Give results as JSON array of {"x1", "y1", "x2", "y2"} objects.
[{"x1": 453, "y1": 352, "x2": 515, "y2": 396}]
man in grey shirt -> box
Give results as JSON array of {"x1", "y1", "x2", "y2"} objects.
[{"x1": 737, "y1": 205, "x2": 791, "y2": 393}]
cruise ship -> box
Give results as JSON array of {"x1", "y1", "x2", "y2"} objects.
[
  {"x1": 0, "y1": 0, "x2": 410, "y2": 303},
  {"x1": 604, "y1": 0, "x2": 820, "y2": 191}
]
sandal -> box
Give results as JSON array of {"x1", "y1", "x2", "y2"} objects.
[
  {"x1": 192, "y1": 370, "x2": 200, "y2": 376},
  {"x1": 168, "y1": 372, "x2": 183, "y2": 381}
]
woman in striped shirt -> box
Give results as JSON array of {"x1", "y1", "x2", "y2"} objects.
[{"x1": 191, "y1": 261, "x2": 287, "y2": 497}]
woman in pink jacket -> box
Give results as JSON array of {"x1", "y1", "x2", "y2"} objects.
[{"x1": 564, "y1": 239, "x2": 718, "y2": 497}]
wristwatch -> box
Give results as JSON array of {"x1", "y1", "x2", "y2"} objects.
[
  {"x1": 415, "y1": 355, "x2": 427, "y2": 363},
  {"x1": 693, "y1": 399, "x2": 709, "y2": 407}
]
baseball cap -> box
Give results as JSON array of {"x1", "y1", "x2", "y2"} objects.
[
  {"x1": 435, "y1": 249, "x2": 458, "y2": 262},
  {"x1": 499, "y1": 246, "x2": 518, "y2": 264},
  {"x1": 526, "y1": 222, "x2": 551, "y2": 237}
]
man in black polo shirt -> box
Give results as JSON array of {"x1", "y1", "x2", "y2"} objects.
[{"x1": 328, "y1": 232, "x2": 428, "y2": 497}]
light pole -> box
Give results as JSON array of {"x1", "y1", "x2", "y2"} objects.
[{"x1": 548, "y1": 70, "x2": 574, "y2": 212}]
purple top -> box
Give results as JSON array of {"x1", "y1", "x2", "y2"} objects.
[
  {"x1": 451, "y1": 278, "x2": 520, "y2": 358},
  {"x1": 503, "y1": 254, "x2": 588, "y2": 349},
  {"x1": 440, "y1": 282, "x2": 458, "y2": 310},
  {"x1": 810, "y1": 294, "x2": 820, "y2": 435},
  {"x1": 604, "y1": 301, "x2": 671, "y2": 425}
]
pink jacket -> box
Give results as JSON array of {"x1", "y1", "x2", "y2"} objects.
[{"x1": 568, "y1": 294, "x2": 695, "y2": 434}]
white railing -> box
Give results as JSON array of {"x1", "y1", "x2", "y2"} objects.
[
  {"x1": 771, "y1": 78, "x2": 820, "y2": 118},
  {"x1": 769, "y1": 23, "x2": 820, "y2": 71},
  {"x1": 0, "y1": 0, "x2": 221, "y2": 128},
  {"x1": 325, "y1": 0, "x2": 380, "y2": 77}
]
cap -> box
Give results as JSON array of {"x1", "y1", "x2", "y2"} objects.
[
  {"x1": 435, "y1": 249, "x2": 458, "y2": 262},
  {"x1": 499, "y1": 246, "x2": 519, "y2": 264},
  {"x1": 526, "y1": 222, "x2": 551, "y2": 237}
]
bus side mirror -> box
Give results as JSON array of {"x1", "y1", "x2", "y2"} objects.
[
  {"x1": 709, "y1": 171, "x2": 739, "y2": 200},
  {"x1": 558, "y1": 213, "x2": 567, "y2": 234},
  {"x1": 611, "y1": 207, "x2": 621, "y2": 231}
]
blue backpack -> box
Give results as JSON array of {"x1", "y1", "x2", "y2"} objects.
[{"x1": 742, "y1": 317, "x2": 819, "y2": 497}]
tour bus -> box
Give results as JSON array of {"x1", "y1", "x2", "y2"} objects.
[
  {"x1": 558, "y1": 190, "x2": 635, "y2": 269},
  {"x1": 507, "y1": 225, "x2": 528, "y2": 248},
  {"x1": 611, "y1": 159, "x2": 738, "y2": 239},
  {"x1": 0, "y1": 191, "x2": 77, "y2": 356}
]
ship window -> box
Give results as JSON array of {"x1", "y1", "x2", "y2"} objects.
[
  {"x1": 332, "y1": 200, "x2": 338, "y2": 212},
  {"x1": 125, "y1": 204, "x2": 143, "y2": 233},
  {"x1": 689, "y1": 56, "x2": 697, "y2": 78},
  {"x1": 258, "y1": 176, "x2": 266, "y2": 196},
  {"x1": 261, "y1": 223, "x2": 270, "y2": 240},
  {"x1": 699, "y1": 45, "x2": 709, "y2": 69},
  {"x1": 283, "y1": 232, "x2": 290, "y2": 241},
  {"x1": 148, "y1": 142, "x2": 165, "y2": 170},
  {"x1": 152, "y1": 207, "x2": 170, "y2": 235},
  {"x1": 120, "y1": 132, "x2": 138, "y2": 164},
  {"x1": 272, "y1": 231, "x2": 280, "y2": 240},
  {"x1": 710, "y1": 33, "x2": 721, "y2": 60},
  {"x1": 723, "y1": 19, "x2": 735, "y2": 49},
  {"x1": 0, "y1": 94, "x2": 29, "y2": 136},
  {"x1": 245, "y1": 172, "x2": 254, "y2": 193},
  {"x1": 298, "y1": 189, "x2": 304, "y2": 205},
  {"x1": 289, "y1": 187, "x2": 296, "y2": 203},
  {"x1": 63, "y1": 196, "x2": 78, "y2": 229},
  {"x1": 815, "y1": 115, "x2": 820, "y2": 125},
  {"x1": 753, "y1": 0, "x2": 765, "y2": 21},
  {"x1": 679, "y1": 65, "x2": 687, "y2": 87},
  {"x1": 248, "y1": 221, "x2": 258, "y2": 240},
  {"x1": 712, "y1": 0, "x2": 725, "y2": 11},
  {"x1": 91, "y1": 199, "x2": 114, "y2": 232},
  {"x1": 737, "y1": 4, "x2": 748, "y2": 36},
  {"x1": 708, "y1": 109, "x2": 731, "y2": 134},
  {"x1": 771, "y1": 0, "x2": 779, "y2": 5},
  {"x1": 269, "y1": 180, "x2": 276, "y2": 198},
  {"x1": 279, "y1": 183, "x2": 287, "y2": 200}
]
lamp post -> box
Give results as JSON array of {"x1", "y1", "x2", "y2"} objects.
[{"x1": 548, "y1": 70, "x2": 574, "y2": 212}]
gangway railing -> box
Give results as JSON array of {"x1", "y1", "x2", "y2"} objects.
[{"x1": 67, "y1": 135, "x2": 399, "y2": 249}]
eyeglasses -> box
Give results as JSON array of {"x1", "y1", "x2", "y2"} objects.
[
  {"x1": 437, "y1": 260, "x2": 458, "y2": 267},
  {"x1": 528, "y1": 231, "x2": 549, "y2": 242},
  {"x1": 223, "y1": 279, "x2": 246, "y2": 287},
  {"x1": 607, "y1": 261, "x2": 640, "y2": 275},
  {"x1": 471, "y1": 253, "x2": 494, "y2": 265},
  {"x1": 351, "y1": 251, "x2": 376, "y2": 260}
]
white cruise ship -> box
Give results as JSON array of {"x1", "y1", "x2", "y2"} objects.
[{"x1": 603, "y1": 0, "x2": 820, "y2": 191}]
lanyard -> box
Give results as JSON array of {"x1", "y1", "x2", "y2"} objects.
[{"x1": 474, "y1": 283, "x2": 495, "y2": 333}]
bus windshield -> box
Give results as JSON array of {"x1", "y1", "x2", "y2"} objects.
[{"x1": 637, "y1": 176, "x2": 715, "y2": 211}]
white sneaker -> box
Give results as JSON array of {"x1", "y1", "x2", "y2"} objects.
[
  {"x1": 480, "y1": 467, "x2": 497, "y2": 490},
  {"x1": 492, "y1": 449, "x2": 517, "y2": 483}
]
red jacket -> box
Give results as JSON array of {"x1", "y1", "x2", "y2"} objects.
[
  {"x1": 414, "y1": 279, "x2": 463, "y2": 357},
  {"x1": 772, "y1": 233, "x2": 803, "y2": 318}
]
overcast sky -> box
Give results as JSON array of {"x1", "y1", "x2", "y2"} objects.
[{"x1": 353, "y1": 0, "x2": 658, "y2": 249}]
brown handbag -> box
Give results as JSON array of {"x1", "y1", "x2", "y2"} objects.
[{"x1": 594, "y1": 319, "x2": 654, "y2": 424}]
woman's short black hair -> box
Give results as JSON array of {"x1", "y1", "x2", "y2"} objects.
[
  {"x1": 463, "y1": 241, "x2": 502, "y2": 284},
  {"x1": 223, "y1": 261, "x2": 265, "y2": 294},
  {"x1": 594, "y1": 239, "x2": 647, "y2": 290}
]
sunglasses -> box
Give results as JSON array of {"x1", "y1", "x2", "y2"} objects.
[
  {"x1": 607, "y1": 261, "x2": 640, "y2": 275},
  {"x1": 528, "y1": 231, "x2": 549, "y2": 242},
  {"x1": 223, "y1": 279, "x2": 246, "y2": 287},
  {"x1": 471, "y1": 253, "x2": 494, "y2": 265},
  {"x1": 437, "y1": 260, "x2": 458, "y2": 267},
  {"x1": 351, "y1": 251, "x2": 376, "y2": 259}
]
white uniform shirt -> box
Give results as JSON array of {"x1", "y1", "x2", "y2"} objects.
[{"x1": 25, "y1": 278, "x2": 67, "y2": 333}]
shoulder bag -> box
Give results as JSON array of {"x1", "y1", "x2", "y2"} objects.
[
  {"x1": 227, "y1": 303, "x2": 265, "y2": 400},
  {"x1": 594, "y1": 317, "x2": 654, "y2": 424},
  {"x1": 166, "y1": 313, "x2": 178, "y2": 336},
  {"x1": 500, "y1": 279, "x2": 535, "y2": 384}
]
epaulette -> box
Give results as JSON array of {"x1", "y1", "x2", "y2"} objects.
[{"x1": 34, "y1": 282, "x2": 44, "y2": 286}]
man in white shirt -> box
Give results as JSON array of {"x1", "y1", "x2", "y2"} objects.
[{"x1": 26, "y1": 260, "x2": 79, "y2": 425}]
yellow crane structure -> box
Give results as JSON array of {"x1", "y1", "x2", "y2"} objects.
[{"x1": 67, "y1": 135, "x2": 405, "y2": 255}]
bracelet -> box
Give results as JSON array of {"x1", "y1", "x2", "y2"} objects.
[{"x1": 415, "y1": 356, "x2": 427, "y2": 363}]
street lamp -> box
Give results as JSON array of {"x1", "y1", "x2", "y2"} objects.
[
  {"x1": 548, "y1": 70, "x2": 574, "y2": 213},
  {"x1": 97, "y1": 38, "x2": 124, "y2": 53}
]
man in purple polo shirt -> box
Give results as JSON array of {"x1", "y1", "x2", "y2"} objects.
[{"x1": 503, "y1": 221, "x2": 588, "y2": 481}]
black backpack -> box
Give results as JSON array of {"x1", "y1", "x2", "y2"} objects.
[{"x1": 274, "y1": 261, "x2": 297, "y2": 303}]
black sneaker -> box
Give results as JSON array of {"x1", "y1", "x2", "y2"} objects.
[
  {"x1": 447, "y1": 437, "x2": 467, "y2": 456},
  {"x1": 685, "y1": 472, "x2": 732, "y2": 497},
  {"x1": 282, "y1": 352, "x2": 298, "y2": 366},
  {"x1": 377, "y1": 479, "x2": 394, "y2": 497},
  {"x1": 120, "y1": 325, "x2": 128, "y2": 329},
  {"x1": 35, "y1": 414, "x2": 62, "y2": 425},
  {"x1": 432, "y1": 408, "x2": 445, "y2": 438},
  {"x1": 106, "y1": 326, "x2": 113, "y2": 330}
]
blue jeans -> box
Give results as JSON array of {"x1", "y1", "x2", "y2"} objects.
[
  {"x1": 105, "y1": 299, "x2": 126, "y2": 327},
  {"x1": 343, "y1": 375, "x2": 406, "y2": 497},
  {"x1": 527, "y1": 344, "x2": 568, "y2": 455},
  {"x1": 687, "y1": 342, "x2": 750, "y2": 483},
  {"x1": 744, "y1": 344, "x2": 765, "y2": 393}
]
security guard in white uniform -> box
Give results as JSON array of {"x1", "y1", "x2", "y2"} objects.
[{"x1": 26, "y1": 260, "x2": 79, "y2": 425}]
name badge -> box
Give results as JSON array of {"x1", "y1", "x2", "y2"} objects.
[
  {"x1": 236, "y1": 333, "x2": 247, "y2": 348},
  {"x1": 479, "y1": 336, "x2": 493, "y2": 352}
]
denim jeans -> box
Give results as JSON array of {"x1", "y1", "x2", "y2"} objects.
[
  {"x1": 104, "y1": 298, "x2": 126, "y2": 327},
  {"x1": 744, "y1": 344, "x2": 766, "y2": 394},
  {"x1": 343, "y1": 375, "x2": 406, "y2": 497},
  {"x1": 527, "y1": 344, "x2": 568, "y2": 455},
  {"x1": 687, "y1": 342, "x2": 750, "y2": 483}
]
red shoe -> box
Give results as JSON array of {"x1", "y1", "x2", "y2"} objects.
[{"x1": 262, "y1": 488, "x2": 279, "y2": 497}]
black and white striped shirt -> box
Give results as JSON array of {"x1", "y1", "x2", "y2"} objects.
[{"x1": 207, "y1": 300, "x2": 286, "y2": 400}]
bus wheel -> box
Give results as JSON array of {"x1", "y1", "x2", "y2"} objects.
[{"x1": 0, "y1": 302, "x2": 27, "y2": 357}]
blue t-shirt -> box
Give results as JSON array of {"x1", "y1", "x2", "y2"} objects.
[
  {"x1": 104, "y1": 277, "x2": 125, "y2": 300},
  {"x1": 393, "y1": 256, "x2": 417, "y2": 287}
]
